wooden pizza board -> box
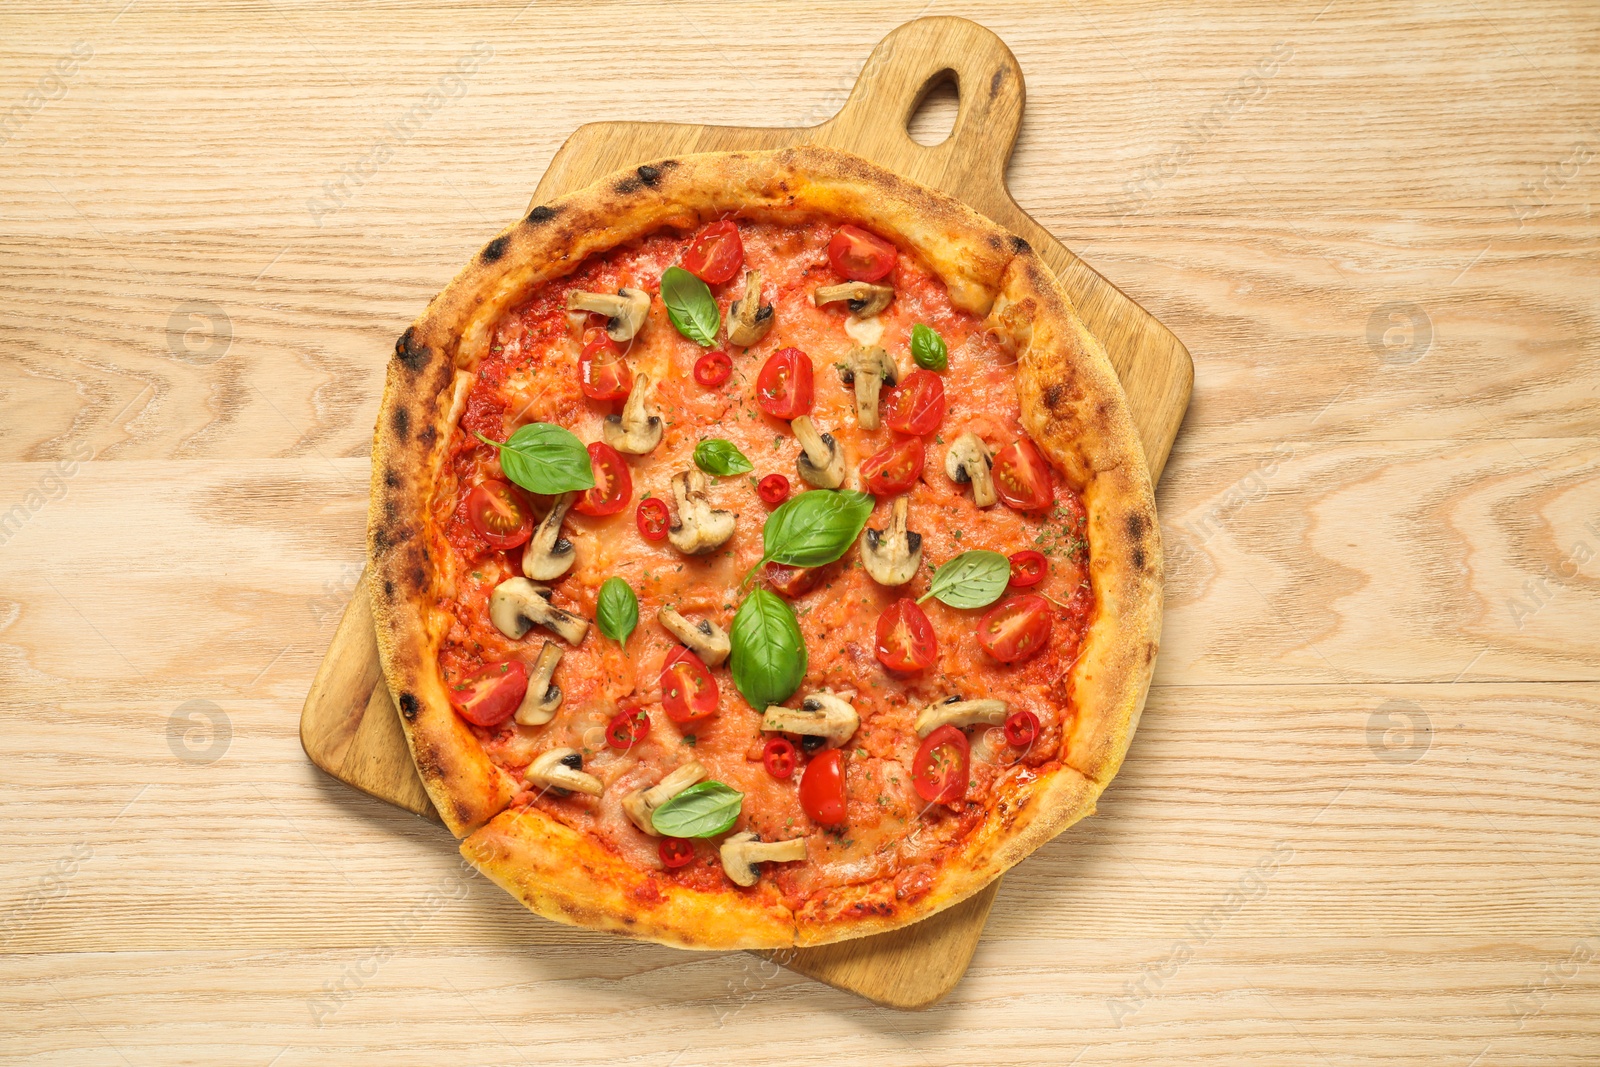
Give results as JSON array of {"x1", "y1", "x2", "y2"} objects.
[{"x1": 300, "y1": 15, "x2": 1191, "y2": 1009}]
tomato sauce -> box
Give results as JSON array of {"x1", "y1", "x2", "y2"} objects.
[{"x1": 429, "y1": 218, "x2": 1096, "y2": 907}]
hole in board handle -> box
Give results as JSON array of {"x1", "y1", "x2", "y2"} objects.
[{"x1": 907, "y1": 71, "x2": 959, "y2": 147}]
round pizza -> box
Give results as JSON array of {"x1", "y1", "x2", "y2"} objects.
[{"x1": 368, "y1": 146, "x2": 1161, "y2": 950}]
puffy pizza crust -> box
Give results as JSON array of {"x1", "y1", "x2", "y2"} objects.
[{"x1": 369, "y1": 144, "x2": 1161, "y2": 945}]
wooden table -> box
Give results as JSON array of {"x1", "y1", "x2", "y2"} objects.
[{"x1": 3, "y1": 1, "x2": 1597, "y2": 1062}]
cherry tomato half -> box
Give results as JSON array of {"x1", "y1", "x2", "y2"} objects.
[
  {"x1": 883, "y1": 370, "x2": 946, "y2": 436},
  {"x1": 635, "y1": 497, "x2": 669, "y2": 541},
  {"x1": 763, "y1": 737, "x2": 797, "y2": 780},
  {"x1": 606, "y1": 705, "x2": 650, "y2": 750},
  {"x1": 693, "y1": 351, "x2": 732, "y2": 387},
  {"x1": 827, "y1": 224, "x2": 897, "y2": 282},
  {"x1": 977, "y1": 594, "x2": 1054, "y2": 664},
  {"x1": 860, "y1": 436, "x2": 925, "y2": 496},
  {"x1": 757, "y1": 473, "x2": 790, "y2": 506},
  {"x1": 1004, "y1": 709, "x2": 1041, "y2": 748},
  {"x1": 449, "y1": 660, "x2": 528, "y2": 727},
  {"x1": 799, "y1": 748, "x2": 848, "y2": 827},
  {"x1": 660, "y1": 648, "x2": 720, "y2": 724},
  {"x1": 465, "y1": 480, "x2": 533, "y2": 549},
  {"x1": 681, "y1": 220, "x2": 744, "y2": 286},
  {"x1": 755, "y1": 347, "x2": 814, "y2": 420},
  {"x1": 992, "y1": 437, "x2": 1054, "y2": 512},
  {"x1": 874, "y1": 598, "x2": 938, "y2": 673},
  {"x1": 578, "y1": 328, "x2": 631, "y2": 402},
  {"x1": 913, "y1": 724, "x2": 970, "y2": 804},
  {"x1": 764, "y1": 561, "x2": 821, "y2": 598},
  {"x1": 659, "y1": 837, "x2": 695, "y2": 869},
  {"x1": 1008, "y1": 549, "x2": 1048, "y2": 587},
  {"x1": 573, "y1": 441, "x2": 632, "y2": 516}
]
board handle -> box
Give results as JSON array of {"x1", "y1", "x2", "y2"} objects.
[{"x1": 819, "y1": 16, "x2": 1026, "y2": 195}]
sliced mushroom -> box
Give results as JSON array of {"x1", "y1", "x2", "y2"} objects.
[
  {"x1": 720, "y1": 831, "x2": 808, "y2": 887},
  {"x1": 838, "y1": 345, "x2": 897, "y2": 430},
  {"x1": 914, "y1": 696, "x2": 1009, "y2": 738},
  {"x1": 667, "y1": 469, "x2": 736, "y2": 555},
  {"x1": 521, "y1": 491, "x2": 576, "y2": 581},
  {"x1": 761, "y1": 691, "x2": 859, "y2": 748},
  {"x1": 621, "y1": 760, "x2": 708, "y2": 837},
  {"x1": 603, "y1": 373, "x2": 663, "y2": 455},
  {"x1": 813, "y1": 281, "x2": 894, "y2": 318},
  {"x1": 860, "y1": 495, "x2": 922, "y2": 587},
  {"x1": 489, "y1": 577, "x2": 590, "y2": 645},
  {"x1": 513, "y1": 641, "x2": 564, "y2": 726},
  {"x1": 944, "y1": 432, "x2": 997, "y2": 508},
  {"x1": 525, "y1": 747, "x2": 603, "y2": 797},
  {"x1": 726, "y1": 269, "x2": 774, "y2": 347},
  {"x1": 791, "y1": 415, "x2": 844, "y2": 489},
  {"x1": 566, "y1": 287, "x2": 650, "y2": 343},
  {"x1": 657, "y1": 606, "x2": 730, "y2": 667}
]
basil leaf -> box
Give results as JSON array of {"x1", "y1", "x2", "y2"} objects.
[
  {"x1": 651, "y1": 781, "x2": 744, "y2": 838},
  {"x1": 911, "y1": 323, "x2": 948, "y2": 371},
  {"x1": 596, "y1": 576, "x2": 638, "y2": 645},
  {"x1": 474, "y1": 423, "x2": 594, "y2": 495},
  {"x1": 660, "y1": 265, "x2": 720, "y2": 347},
  {"x1": 919, "y1": 549, "x2": 1010, "y2": 609},
  {"x1": 760, "y1": 489, "x2": 875, "y2": 569},
  {"x1": 730, "y1": 588, "x2": 807, "y2": 710},
  {"x1": 694, "y1": 438, "x2": 754, "y2": 477}
]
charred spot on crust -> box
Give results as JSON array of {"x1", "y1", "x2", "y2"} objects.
[
  {"x1": 1010, "y1": 234, "x2": 1031, "y2": 254},
  {"x1": 526, "y1": 204, "x2": 557, "y2": 225},
  {"x1": 398, "y1": 693, "x2": 420, "y2": 721},
  {"x1": 1132, "y1": 546, "x2": 1147, "y2": 571},
  {"x1": 614, "y1": 176, "x2": 640, "y2": 194},
  {"x1": 481, "y1": 235, "x2": 509, "y2": 263},
  {"x1": 391, "y1": 406, "x2": 410, "y2": 440},
  {"x1": 383, "y1": 579, "x2": 395, "y2": 600},
  {"x1": 395, "y1": 327, "x2": 431, "y2": 373},
  {"x1": 411, "y1": 565, "x2": 427, "y2": 590},
  {"x1": 987, "y1": 233, "x2": 1004, "y2": 252},
  {"x1": 636, "y1": 164, "x2": 661, "y2": 187},
  {"x1": 1126, "y1": 511, "x2": 1148, "y2": 541},
  {"x1": 1043, "y1": 382, "x2": 1065, "y2": 408},
  {"x1": 383, "y1": 467, "x2": 401, "y2": 489},
  {"x1": 419, "y1": 425, "x2": 438, "y2": 447}
]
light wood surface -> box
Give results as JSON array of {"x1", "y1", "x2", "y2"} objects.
[
  {"x1": 3, "y1": 0, "x2": 1599, "y2": 1062},
  {"x1": 297, "y1": 14, "x2": 1191, "y2": 1009}
]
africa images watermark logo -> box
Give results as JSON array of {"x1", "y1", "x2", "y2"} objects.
[
  {"x1": 1107, "y1": 42, "x2": 1294, "y2": 219},
  {"x1": 306, "y1": 43, "x2": 494, "y2": 228},
  {"x1": 166, "y1": 300, "x2": 233, "y2": 365},
  {"x1": 1106, "y1": 842, "x2": 1296, "y2": 1026},
  {"x1": 166, "y1": 700, "x2": 232, "y2": 765},
  {"x1": 0, "y1": 441, "x2": 94, "y2": 549},
  {"x1": 1366, "y1": 302, "x2": 1433, "y2": 366},
  {"x1": 0, "y1": 41, "x2": 93, "y2": 149}
]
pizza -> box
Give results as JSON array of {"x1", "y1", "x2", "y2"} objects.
[{"x1": 368, "y1": 146, "x2": 1161, "y2": 950}]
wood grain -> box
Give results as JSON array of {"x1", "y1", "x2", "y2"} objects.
[
  {"x1": 297, "y1": 14, "x2": 1192, "y2": 1009},
  {"x1": 2, "y1": 0, "x2": 1599, "y2": 1061}
]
